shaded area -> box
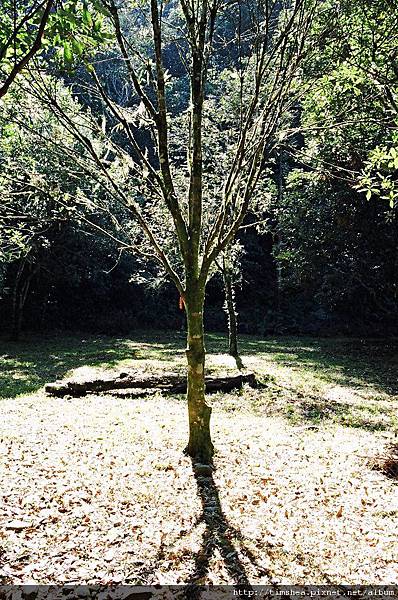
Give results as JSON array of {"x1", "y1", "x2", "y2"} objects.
[
  {"x1": 186, "y1": 460, "x2": 270, "y2": 593},
  {"x1": 0, "y1": 331, "x2": 185, "y2": 399},
  {"x1": 208, "y1": 334, "x2": 398, "y2": 397},
  {"x1": 2, "y1": 333, "x2": 398, "y2": 438},
  {"x1": 281, "y1": 397, "x2": 397, "y2": 432},
  {"x1": 370, "y1": 443, "x2": 398, "y2": 480},
  {"x1": 206, "y1": 334, "x2": 398, "y2": 432}
]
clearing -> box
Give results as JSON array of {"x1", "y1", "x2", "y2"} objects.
[{"x1": 0, "y1": 333, "x2": 397, "y2": 584}]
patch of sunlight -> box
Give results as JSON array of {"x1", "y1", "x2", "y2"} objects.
[
  {"x1": 11, "y1": 372, "x2": 30, "y2": 381},
  {"x1": 324, "y1": 385, "x2": 369, "y2": 406},
  {"x1": 66, "y1": 365, "x2": 107, "y2": 380},
  {"x1": 207, "y1": 354, "x2": 237, "y2": 369},
  {"x1": 296, "y1": 346, "x2": 318, "y2": 353},
  {"x1": 5, "y1": 359, "x2": 31, "y2": 368},
  {"x1": 111, "y1": 357, "x2": 137, "y2": 367},
  {"x1": 239, "y1": 356, "x2": 267, "y2": 368},
  {"x1": 325, "y1": 384, "x2": 397, "y2": 410}
]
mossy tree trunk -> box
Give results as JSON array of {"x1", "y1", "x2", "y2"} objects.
[{"x1": 185, "y1": 280, "x2": 214, "y2": 462}]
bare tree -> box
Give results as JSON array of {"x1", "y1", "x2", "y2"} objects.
[{"x1": 19, "y1": 0, "x2": 326, "y2": 461}]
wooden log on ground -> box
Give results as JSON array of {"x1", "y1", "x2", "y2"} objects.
[{"x1": 45, "y1": 371, "x2": 257, "y2": 397}]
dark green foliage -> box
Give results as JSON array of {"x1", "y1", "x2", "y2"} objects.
[{"x1": 273, "y1": 175, "x2": 398, "y2": 334}]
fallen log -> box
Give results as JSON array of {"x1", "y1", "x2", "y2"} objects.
[{"x1": 45, "y1": 371, "x2": 257, "y2": 398}]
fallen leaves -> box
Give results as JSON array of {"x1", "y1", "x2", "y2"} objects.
[{"x1": 0, "y1": 389, "x2": 397, "y2": 586}]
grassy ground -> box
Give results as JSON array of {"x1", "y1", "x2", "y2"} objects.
[{"x1": 0, "y1": 332, "x2": 397, "y2": 584}]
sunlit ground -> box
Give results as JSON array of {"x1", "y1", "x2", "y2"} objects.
[{"x1": 0, "y1": 332, "x2": 397, "y2": 584}]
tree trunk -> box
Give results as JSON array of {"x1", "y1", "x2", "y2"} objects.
[
  {"x1": 223, "y1": 267, "x2": 239, "y2": 357},
  {"x1": 14, "y1": 293, "x2": 24, "y2": 341},
  {"x1": 10, "y1": 259, "x2": 25, "y2": 341},
  {"x1": 185, "y1": 286, "x2": 214, "y2": 463},
  {"x1": 11, "y1": 262, "x2": 37, "y2": 341}
]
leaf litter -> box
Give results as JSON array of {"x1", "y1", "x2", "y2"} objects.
[{"x1": 0, "y1": 389, "x2": 397, "y2": 585}]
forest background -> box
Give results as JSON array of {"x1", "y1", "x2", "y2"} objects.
[{"x1": 0, "y1": 0, "x2": 397, "y2": 343}]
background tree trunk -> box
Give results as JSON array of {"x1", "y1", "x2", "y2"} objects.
[
  {"x1": 10, "y1": 260, "x2": 25, "y2": 341},
  {"x1": 223, "y1": 266, "x2": 239, "y2": 357},
  {"x1": 10, "y1": 261, "x2": 38, "y2": 341},
  {"x1": 185, "y1": 284, "x2": 214, "y2": 463}
]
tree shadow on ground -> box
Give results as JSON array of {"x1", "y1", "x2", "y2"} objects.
[
  {"x1": 220, "y1": 335, "x2": 398, "y2": 397},
  {"x1": 185, "y1": 459, "x2": 270, "y2": 596},
  {"x1": 289, "y1": 398, "x2": 397, "y2": 431}
]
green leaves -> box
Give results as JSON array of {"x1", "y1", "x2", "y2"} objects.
[
  {"x1": 358, "y1": 146, "x2": 398, "y2": 209},
  {"x1": 82, "y1": 6, "x2": 93, "y2": 27},
  {"x1": 0, "y1": 0, "x2": 115, "y2": 80},
  {"x1": 63, "y1": 41, "x2": 73, "y2": 65},
  {"x1": 0, "y1": 78, "x2": 111, "y2": 264},
  {"x1": 72, "y1": 38, "x2": 84, "y2": 57},
  {"x1": 48, "y1": 2, "x2": 114, "y2": 69}
]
